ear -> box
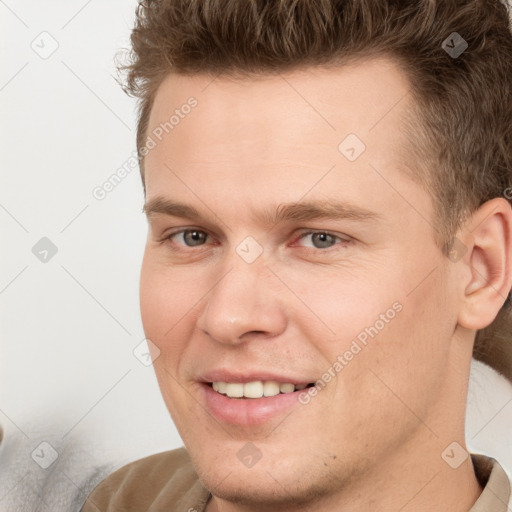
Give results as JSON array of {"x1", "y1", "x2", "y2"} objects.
[{"x1": 457, "y1": 197, "x2": 512, "y2": 330}]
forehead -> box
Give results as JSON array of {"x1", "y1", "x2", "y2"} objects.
[
  {"x1": 146, "y1": 57, "x2": 413, "y2": 169},
  {"x1": 148, "y1": 57, "x2": 412, "y2": 141}
]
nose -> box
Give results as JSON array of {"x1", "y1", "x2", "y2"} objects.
[{"x1": 196, "y1": 256, "x2": 288, "y2": 346}]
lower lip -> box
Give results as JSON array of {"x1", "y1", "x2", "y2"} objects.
[{"x1": 201, "y1": 383, "x2": 304, "y2": 425}]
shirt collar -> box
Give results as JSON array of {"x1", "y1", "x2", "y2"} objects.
[{"x1": 469, "y1": 454, "x2": 511, "y2": 511}]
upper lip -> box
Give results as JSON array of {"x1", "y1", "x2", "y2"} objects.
[{"x1": 199, "y1": 369, "x2": 316, "y2": 385}]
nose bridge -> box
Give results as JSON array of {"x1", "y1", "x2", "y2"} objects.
[{"x1": 197, "y1": 245, "x2": 286, "y2": 344}]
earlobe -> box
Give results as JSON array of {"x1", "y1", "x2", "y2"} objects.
[{"x1": 457, "y1": 197, "x2": 512, "y2": 331}]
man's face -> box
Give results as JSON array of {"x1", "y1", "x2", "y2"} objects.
[{"x1": 140, "y1": 59, "x2": 461, "y2": 507}]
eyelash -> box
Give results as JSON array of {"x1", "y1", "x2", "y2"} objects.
[{"x1": 160, "y1": 228, "x2": 351, "y2": 252}]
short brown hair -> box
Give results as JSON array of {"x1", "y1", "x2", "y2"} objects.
[{"x1": 119, "y1": 0, "x2": 512, "y2": 381}]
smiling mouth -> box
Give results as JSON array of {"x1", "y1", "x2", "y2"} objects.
[{"x1": 209, "y1": 381, "x2": 316, "y2": 399}]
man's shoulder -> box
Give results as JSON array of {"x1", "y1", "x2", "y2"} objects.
[{"x1": 81, "y1": 446, "x2": 211, "y2": 512}]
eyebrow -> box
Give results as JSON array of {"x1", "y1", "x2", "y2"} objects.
[{"x1": 142, "y1": 196, "x2": 381, "y2": 227}]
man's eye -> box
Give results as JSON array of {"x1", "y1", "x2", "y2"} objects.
[
  {"x1": 165, "y1": 229, "x2": 209, "y2": 247},
  {"x1": 296, "y1": 231, "x2": 348, "y2": 250}
]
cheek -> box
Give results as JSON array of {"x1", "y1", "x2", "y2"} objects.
[
  {"x1": 139, "y1": 263, "x2": 167, "y2": 340},
  {"x1": 139, "y1": 253, "x2": 203, "y2": 340},
  {"x1": 346, "y1": 272, "x2": 453, "y2": 421},
  {"x1": 139, "y1": 257, "x2": 198, "y2": 420},
  {"x1": 304, "y1": 259, "x2": 452, "y2": 406},
  {"x1": 280, "y1": 264, "x2": 405, "y2": 350},
  {"x1": 140, "y1": 260, "x2": 189, "y2": 391}
]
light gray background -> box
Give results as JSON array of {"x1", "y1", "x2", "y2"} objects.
[{"x1": 1, "y1": 1, "x2": 512, "y2": 510}]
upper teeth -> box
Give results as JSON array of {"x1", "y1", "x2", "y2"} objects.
[{"x1": 212, "y1": 381, "x2": 308, "y2": 399}]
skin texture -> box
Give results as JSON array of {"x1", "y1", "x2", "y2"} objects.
[{"x1": 139, "y1": 58, "x2": 512, "y2": 511}]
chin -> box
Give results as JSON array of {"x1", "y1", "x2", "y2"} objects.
[
  {"x1": 189, "y1": 448, "x2": 340, "y2": 510},
  {"x1": 200, "y1": 475, "x2": 328, "y2": 509}
]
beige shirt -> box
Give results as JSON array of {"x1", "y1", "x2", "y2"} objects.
[{"x1": 81, "y1": 448, "x2": 511, "y2": 511}]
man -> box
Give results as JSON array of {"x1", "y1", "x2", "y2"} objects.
[{"x1": 82, "y1": 0, "x2": 512, "y2": 510}]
